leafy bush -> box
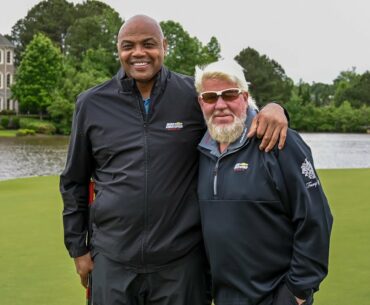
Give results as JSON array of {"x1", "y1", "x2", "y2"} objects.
[
  {"x1": 1, "y1": 117, "x2": 10, "y2": 129},
  {"x1": 8, "y1": 117, "x2": 20, "y2": 129},
  {"x1": 0, "y1": 109, "x2": 16, "y2": 115},
  {"x1": 16, "y1": 129, "x2": 36, "y2": 136},
  {"x1": 19, "y1": 118, "x2": 56, "y2": 135}
]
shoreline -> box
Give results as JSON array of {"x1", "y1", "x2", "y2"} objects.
[{"x1": 2, "y1": 168, "x2": 370, "y2": 183}]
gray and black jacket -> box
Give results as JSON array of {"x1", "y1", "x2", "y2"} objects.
[
  {"x1": 197, "y1": 108, "x2": 333, "y2": 305},
  {"x1": 60, "y1": 67, "x2": 206, "y2": 272}
]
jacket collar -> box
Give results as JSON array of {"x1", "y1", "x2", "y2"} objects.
[
  {"x1": 198, "y1": 107, "x2": 257, "y2": 157},
  {"x1": 116, "y1": 66, "x2": 169, "y2": 95}
]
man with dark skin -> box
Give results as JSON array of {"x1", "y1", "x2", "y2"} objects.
[{"x1": 62, "y1": 15, "x2": 289, "y2": 305}]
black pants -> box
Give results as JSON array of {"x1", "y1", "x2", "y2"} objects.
[{"x1": 91, "y1": 251, "x2": 212, "y2": 305}]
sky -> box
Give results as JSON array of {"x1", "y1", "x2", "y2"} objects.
[{"x1": 1, "y1": 0, "x2": 370, "y2": 84}]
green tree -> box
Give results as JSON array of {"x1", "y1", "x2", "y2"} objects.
[
  {"x1": 296, "y1": 80, "x2": 311, "y2": 105},
  {"x1": 9, "y1": 0, "x2": 75, "y2": 63},
  {"x1": 235, "y1": 47, "x2": 293, "y2": 106},
  {"x1": 12, "y1": 33, "x2": 63, "y2": 118},
  {"x1": 284, "y1": 90, "x2": 304, "y2": 130},
  {"x1": 310, "y1": 82, "x2": 335, "y2": 106},
  {"x1": 334, "y1": 72, "x2": 370, "y2": 108},
  {"x1": 64, "y1": 1, "x2": 122, "y2": 74},
  {"x1": 48, "y1": 53, "x2": 111, "y2": 134},
  {"x1": 161, "y1": 20, "x2": 221, "y2": 76},
  {"x1": 334, "y1": 101, "x2": 359, "y2": 132},
  {"x1": 333, "y1": 68, "x2": 361, "y2": 107}
]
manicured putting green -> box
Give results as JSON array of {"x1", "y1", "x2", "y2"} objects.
[{"x1": 0, "y1": 169, "x2": 369, "y2": 304}]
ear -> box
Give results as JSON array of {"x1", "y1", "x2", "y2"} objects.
[
  {"x1": 198, "y1": 95, "x2": 206, "y2": 110},
  {"x1": 163, "y1": 38, "x2": 168, "y2": 56},
  {"x1": 198, "y1": 95, "x2": 203, "y2": 105}
]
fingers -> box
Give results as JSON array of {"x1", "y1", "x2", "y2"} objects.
[
  {"x1": 251, "y1": 103, "x2": 288, "y2": 151},
  {"x1": 247, "y1": 116, "x2": 258, "y2": 138},
  {"x1": 74, "y1": 252, "x2": 94, "y2": 288},
  {"x1": 80, "y1": 273, "x2": 88, "y2": 288},
  {"x1": 258, "y1": 125, "x2": 274, "y2": 151},
  {"x1": 295, "y1": 297, "x2": 306, "y2": 305},
  {"x1": 278, "y1": 125, "x2": 288, "y2": 150},
  {"x1": 255, "y1": 117, "x2": 268, "y2": 139},
  {"x1": 262, "y1": 126, "x2": 281, "y2": 152}
]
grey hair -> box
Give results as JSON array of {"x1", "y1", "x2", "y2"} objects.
[{"x1": 194, "y1": 59, "x2": 258, "y2": 110}]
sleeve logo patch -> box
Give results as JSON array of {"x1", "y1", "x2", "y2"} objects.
[
  {"x1": 301, "y1": 158, "x2": 320, "y2": 188},
  {"x1": 165, "y1": 122, "x2": 183, "y2": 130},
  {"x1": 234, "y1": 162, "x2": 249, "y2": 172}
]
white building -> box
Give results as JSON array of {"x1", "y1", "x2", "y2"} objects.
[{"x1": 0, "y1": 34, "x2": 18, "y2": 113}]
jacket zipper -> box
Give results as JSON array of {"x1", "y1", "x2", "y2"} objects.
[
  {"x1": 213, "y1": 160, "x2": 220, "y2": 198},
  {"x1": 137, "y1": 94, "x2": 149, "y2": 267},
  {"x1": 142, "y1": 119, "x2": 148, "y2": 267},
  {"x1": 211, "y1": 140, "x2": 251, "y2": 199}
]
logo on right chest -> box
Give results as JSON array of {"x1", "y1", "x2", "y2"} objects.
[{"x1": 233, "y1": 162, "x2": 249, "y2": 172}]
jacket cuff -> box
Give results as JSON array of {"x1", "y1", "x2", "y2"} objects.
[
  {"x1": 68, "y1": 246, "x2": 89, "y2": 258},
  {"x1": 285, "y1": 281, "x2": 313, "y2": 300}
]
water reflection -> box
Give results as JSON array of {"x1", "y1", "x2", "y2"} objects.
[
  {"x1": 0, "y1": 133, "x2": 369, "y2": 181},
  {"x1": 0, "y1": 136, "x2": 69, "y2": 180},
  {"x1": 300, "y1": 133, "x2": 370, "y2": 169}
]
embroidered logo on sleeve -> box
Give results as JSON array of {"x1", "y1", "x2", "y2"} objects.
[
  {"x1": 301, "y1": 158, "x2": 320, "y2": 188},
  {"x1": 165, "y1": 122, "x2": 183, "y2": 131},
  {"x1": 234, "y1": 162, "x2": 249, "y2": 172}
]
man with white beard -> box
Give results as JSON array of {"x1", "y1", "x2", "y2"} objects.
[{"x1": 195, "y1": 59, "x2": 333, "y2": 305}]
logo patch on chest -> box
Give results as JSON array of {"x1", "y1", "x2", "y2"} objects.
[
  {"x1": 165, "y1": 122, "x2": 183, "y2": 131},
  {"x1": 234, "y1": 162, "x2": 249, "y2": 172}
]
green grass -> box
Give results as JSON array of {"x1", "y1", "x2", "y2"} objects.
[
  {"x1": 314, "y1": 168, "x2": 370, "y2": 304},
  {"x1": 0, "y1": 129, "x2": 18, "y2": 137},
  {"x1": 0, "y1": 176, "x2": 84, "y2": 305},
  {"x1": 0, "y1": 170, "x2": 369, "y2": 305}
]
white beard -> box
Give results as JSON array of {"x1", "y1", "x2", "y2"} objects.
[{"x1": 205, "y1": 111, "x2": 247, "y2": 144}]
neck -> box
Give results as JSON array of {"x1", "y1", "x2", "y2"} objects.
[
  {"x1": 219, "y1": 143, "x2": 229, "y2": 153},
  {"x1": 136, "y1": 80, "x2": 154, "y2": 100}
]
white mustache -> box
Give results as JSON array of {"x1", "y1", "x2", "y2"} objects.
[{"x1": 211, "y1": 110, "x2": 235, "y2": 118}]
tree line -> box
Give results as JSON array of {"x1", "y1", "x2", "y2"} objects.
[{"x1": 5, "y1": 0, "x2": 370, "y2": 134}]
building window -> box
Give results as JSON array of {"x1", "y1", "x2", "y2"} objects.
[
  {"x1": 6, "y1": 51, "x2": 12, "y2": 64},
  {"x1": 0, "y1": 50, "x2": 3, "y2": 64},
  {"x1": 0, "y1": 72, "x2": 3, "y2": 89},
  {"x1": 7, "y1": 99, "x2": 11, "y2": 110},
  {"x1": 6, "y1": 73, "x2": 11, "y2": 87},
  {"x1": 0, "y1": 97, "x2": 3, "y2": 111}
]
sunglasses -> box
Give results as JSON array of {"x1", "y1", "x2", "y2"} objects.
[{"x1": 199, "y1": 88, "x2": 243, "y2": 104}]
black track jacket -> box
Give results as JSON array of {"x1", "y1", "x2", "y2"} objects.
[
  {"x1": 60, "y1": 67, "x2": 206, "y2": 272},
  {"x1": 197, "y1": 108, "x2": 333, "y2": 305}
]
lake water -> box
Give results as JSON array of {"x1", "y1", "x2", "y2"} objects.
[
  {"x1": 0, "y1": 136, "x2": 69, "y2": 181},
  {"x1": 300, "y1": 133, "x2": 370, "y2": 169},
  {"x1": 0, "y1": 133, "x2": 369, "y2": 181}
]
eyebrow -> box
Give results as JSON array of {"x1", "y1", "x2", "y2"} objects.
[{"x1": 120, "y1": 37, "x2": 158, "y2": 45}]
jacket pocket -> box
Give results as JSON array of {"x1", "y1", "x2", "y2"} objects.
[
  {"x1": 90, "y1": 189, "x2": 104, "y2": 226},
  {"x1": 272, "y1": 283, "x2": 298, "y2": 305}
]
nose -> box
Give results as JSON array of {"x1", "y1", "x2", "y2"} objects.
[
  {"x1": 132, "y1": 45, "x2": 145, "y2": 56},
  {"x1": 214, "y1": 96, "x2": 228, "y2": 109}
]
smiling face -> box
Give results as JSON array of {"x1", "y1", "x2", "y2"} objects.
[
  {"x1": 199, "y1": 78, "x2": 248, "y2": 125},
  {"x1": 117, "y1": 16, "x2": 167, "y2": 85}
]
